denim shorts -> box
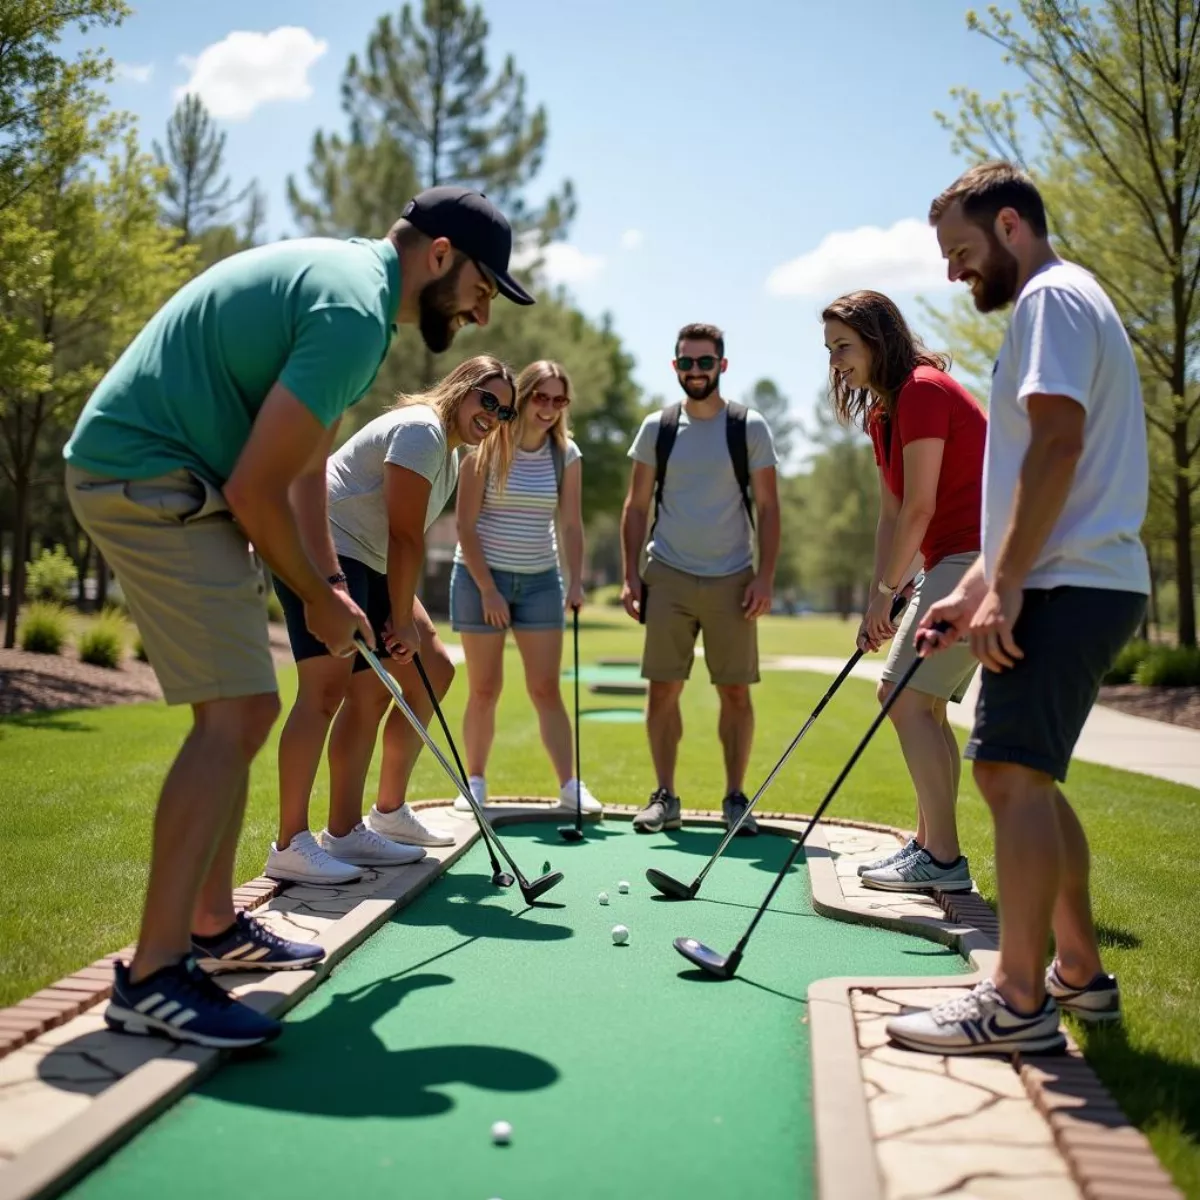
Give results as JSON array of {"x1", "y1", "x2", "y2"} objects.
[
  {"x1": 274, "y1": 553, "x2": 389, "y2": 674},
  {"x1": 450, "y1": 562, "x2": 564, "y2": 633}
]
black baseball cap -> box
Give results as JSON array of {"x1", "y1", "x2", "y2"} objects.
[{"x1": 401, "y1": 185, "x2": 536, "y2": 306}]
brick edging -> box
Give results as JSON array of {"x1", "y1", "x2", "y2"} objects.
[{"x1": 0, "y1": 879, "x2": 282, "y2": 1061}]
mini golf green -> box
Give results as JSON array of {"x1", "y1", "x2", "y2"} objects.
[{"x1": 64, "y1": 821, "x2": 968, "y2": 1200}]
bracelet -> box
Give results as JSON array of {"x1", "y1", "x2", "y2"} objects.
[
  {"x1": 327, "y1": 572, "x2": 347, "y2": 585},
  {"x1": 876, "y1": 579, "x2": 894, "y2": 596}
]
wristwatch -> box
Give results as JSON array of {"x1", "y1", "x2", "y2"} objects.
[
  {"x1": 877, "y1": 579, "x2": 895, "y2": 596},
  {"x1": 328, "y1": 572, "x2": 347, "y2": 586}
]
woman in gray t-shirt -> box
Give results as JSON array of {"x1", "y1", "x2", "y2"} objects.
[{"x1": 268, "y1": 355, "x2": 516, "y2": 886}]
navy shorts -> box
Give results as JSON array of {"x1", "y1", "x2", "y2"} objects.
[
  {"x1": 965, "y1": 586, "x2": 1147, "y2": 782},
  {"x1": 449, "y1": 562, "x2": 564, "y2": 633},
  {"x1": 274, "y1": 554, "x2": 390, "y2": 673}
]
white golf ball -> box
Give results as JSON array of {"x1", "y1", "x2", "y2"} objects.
[
  {"x1": 618, "y1": 880, "x2": 630, "y2": 894},
  {"x1": 598, "y1": 891, "x2": 609, "y2": 905},
  {"x1": 611, "y1": 924, "x2": 629, "y2": 945},
  {"x1": 491, "y1": 1119, "x2": 512, "y2": 1144}
]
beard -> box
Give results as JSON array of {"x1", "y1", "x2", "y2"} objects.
[
  {"x1": 681, "y1": 374, "x2": 719, "y2": 400},
  {"x1": 417, "y1": 259, "x2": 471, "y2": 352},
  {"x1": 966, "y1": 231, "x2": 1020, "y2": 312}
]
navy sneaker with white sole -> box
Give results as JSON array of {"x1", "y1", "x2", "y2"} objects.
[
  {"x1": 191, "y1": 911, "x2": 325, "y2": 974},
  {"x1": 105, "y1": 955, "x2": 281, "y2": 1048}
]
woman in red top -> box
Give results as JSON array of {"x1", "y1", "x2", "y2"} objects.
[{"x1": 822, "y1": 289, "x2": 987, "y2": 895}]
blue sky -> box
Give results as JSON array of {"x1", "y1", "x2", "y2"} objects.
[{"x1": 70, "y1": 0, "x2": 1024, "y2": 466}]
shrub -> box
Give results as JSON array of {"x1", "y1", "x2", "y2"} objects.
[
  {"x1": 1133, "y1": 644, "x2": 1200, "y2": 687},
  {"x1": 19, "y1": 601, "x2": 69, "y2": 655},
  {"x1": 134, "y1": 633, "x2": 150, "y2": 662},
  {"x1": 77, "y1": 608, "x2": 128, "y2": 669},
  {"x1": 266, "y1": 587, "x2": 284, "y2": 624},
  {"x1": 25, "y1": 544, "x2": 78, "y2": 604},
  {"x1": 1103, "y1": 638, "x2": 1150, "y2": 685}
]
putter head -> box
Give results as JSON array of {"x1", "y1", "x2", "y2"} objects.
[
  {"x1": 646, "y1": 867, "x2": 695, "y2": 900},
  {"x1": 673, "y1": 936, "x2": 734, "y2": 978},
  {"x1": 557, "y1": 823, "x2": 585, "y2": 842},
  {"x1": 521, "y1": 870, "x2": 564, "y2": 903},
  {"x1": 491, "y1": 870, "x2": 516, "y2": 888}
]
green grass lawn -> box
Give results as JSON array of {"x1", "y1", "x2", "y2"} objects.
[{"x1": 2, "y1": 606, "x2": 1197, "y2": 1194}]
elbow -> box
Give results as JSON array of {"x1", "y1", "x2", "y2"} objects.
[{"x1": 1050, "y1": 435, "x2": 1084, "y2": 467}]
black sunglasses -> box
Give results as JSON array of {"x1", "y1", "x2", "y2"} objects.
[
  {"x1": 675, "y1": 355, "x2": 720, "y2": 371},
  {"x1": 474, "y1": 386, "x2": 517, "y2": 423}
]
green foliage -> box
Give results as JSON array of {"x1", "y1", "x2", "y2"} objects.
[
  {"x1": 1134, "y1": 644, "x2": 1200, "y2": 688},
  {"x1": 77, "y1": 608, "x2": 127, "y2": 668},
  {"x1": 265, "y1": 586, "x2": 284, "y2": 624},
  {"x1": 18, "y1": 600, "x2": 68, "y2": 654},
  {"x1": 0, "y1": 0, "x2": 130, "y2": 211},
  {"x1": 24, "y1": 543, "x2": 77, "y2": 603},
  {"x1": 744, "y1": 378, "x2": 799, "y2": 472},
  {"x1": 133, "y1": 632, "x2": 149, "y2": 662},
  {"x1": 1103, "y1": 638, "x2": 1151, "y2": 685}
]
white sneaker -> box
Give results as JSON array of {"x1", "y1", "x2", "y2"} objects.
[
  {"x1": 455, "y1": 776, "x2": 487, "y2": 812},
  {"x1": 265, "y1": 830, "x2": 364, "y2": 885},
  {"x1": 319, "y1": 823, "x2": 427, "y2": 867},
  {"x1": 365, "y1": 803, "x2": 455, "y2": 847},
  {"x1": 558, "y1": 778, "x2": 602, "y2": 814}
]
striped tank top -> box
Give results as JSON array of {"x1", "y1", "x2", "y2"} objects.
[{"x1": 454, "y1": 437, "x2": 581, "y2": 573}]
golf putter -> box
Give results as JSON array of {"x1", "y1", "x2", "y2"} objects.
[
  {"x1": 354, "y1": 635, "x2": 563, "y2": 903},
  {"x1": 559, "y1": 604, "x2": 585, "y2": 843},
  {"x1": 647, "y1": 590, "x2": 910, "y2": 900}
]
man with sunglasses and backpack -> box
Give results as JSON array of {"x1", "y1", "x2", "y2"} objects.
[{"x1": 620, "y1": 322, "x2": 781, "y2": 836}]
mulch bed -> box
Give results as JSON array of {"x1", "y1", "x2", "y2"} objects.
[
  {"x1": 1095, "y1": 683, "x2": 1200, "y2": 731},
  {"x1": 0, "y1": 625, "x2": 296, "y2": 716}
]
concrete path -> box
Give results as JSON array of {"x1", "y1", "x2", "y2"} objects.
[{"x1": 767, "y1": 654, "x2": 1200, "y2": 791}]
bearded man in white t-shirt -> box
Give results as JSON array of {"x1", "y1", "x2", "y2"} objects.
[{"x1": 886, "y1": 161, "x2": 1150, "y2": 1057}]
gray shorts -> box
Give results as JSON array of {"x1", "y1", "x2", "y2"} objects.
[
  {"x1": 966, "y1": 586, "x2": 1147, "y2": 782},
  {"x1": 883, "y1": 552, "x2": 979, "y2": 703}
]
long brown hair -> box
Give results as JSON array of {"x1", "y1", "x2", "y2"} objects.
[
  {"x1": 393, "y1": 354, "x2": 516, "y2": 488},
  {"x1": 476, "y1": 359, "x2": 573, "y2": 492},
  {"x1": 821, "y1": 290, "x2": 951, "y2": 433}
]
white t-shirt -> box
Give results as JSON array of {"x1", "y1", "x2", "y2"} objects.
[
  {"x1": 984, "y1": 260, "x2": 1150, "y2": 594},
  {"x1": 327, "y1": 403, "x2": 459, "y2": 575},
  {"x1": 454, "y1": 436, "x2": 582, "y2": 573}
]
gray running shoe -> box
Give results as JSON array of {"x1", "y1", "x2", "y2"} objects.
[
  {"x1": 860, "y1": 849, "x2": 973, "y2": 893},
  {"x1": 1045, "y1": 962, "x2": 1121, "y2": 1024},
  {"x1": 632, "y1": 787, "x2": 682, "y2": 834},
  {"x1": 722, "y1": 791, "x2": 758, "y2": 836},
  {"x1": 857, "y1": 836, "x2": 920, "y2": 876}
]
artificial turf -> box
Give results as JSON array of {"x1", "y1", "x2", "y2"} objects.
[{"x1": 59, "y1": 822, "x2": 966, "y2": 1200}]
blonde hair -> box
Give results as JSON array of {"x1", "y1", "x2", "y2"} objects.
[
  {"x1": 475, "y1": 359, "x2": 573, "y2": 492},
  {"x1": 393, "y1": 354, "x2": 516, "y2": 487}
]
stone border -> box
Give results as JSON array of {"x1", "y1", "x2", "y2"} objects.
[
  {"x1": 0, "y1": 804, "x2": 1183, "y2": 1200},
  {"x1": 803, "y1": 818, "x2": 1182, "y2": 1200}
]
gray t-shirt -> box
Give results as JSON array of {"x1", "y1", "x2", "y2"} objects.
[
  {"x1": 629, "y1": 404, "x2": 778, "y2": 577},
  {"x1": 327, "y1": 403, "x2": 459, "y2": 575}
]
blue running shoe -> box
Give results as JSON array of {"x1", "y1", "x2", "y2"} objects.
[
  {"x1": 191, "y1": 912, "x2": 325, "y2": 974},
  {"x1": 105, "y1": 955, "x2": 282, "y2": 1048}
]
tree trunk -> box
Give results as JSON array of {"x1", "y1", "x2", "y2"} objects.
[
  {"x1": 4, "y1": 476, "x2": 30, "y2": 648},
  {"x1": 1173, "y1": 417, "x2": 1196, "y2": 647},
  {"x1": 77, "y1": 536, "x2": 93, "y2": 610},
  {"x1": 96, "y1": 551, "x2": 109, "y2": 609}
]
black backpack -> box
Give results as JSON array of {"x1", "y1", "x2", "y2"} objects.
[{"x1": 651, "y1": 401, "x2": 754, "y2": 531}]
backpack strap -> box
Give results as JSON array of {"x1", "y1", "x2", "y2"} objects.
[
  {"x1": 724, "y1": 401, "x2": 755, "y2": 528},
  {"x1": 650, "y1": 403, "x2": 682, "y2": 534},
  {"x1": 548, "y1": 437, "x2": 564, "y2": 497}
]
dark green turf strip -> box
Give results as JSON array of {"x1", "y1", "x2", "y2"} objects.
[{"x1": 64, "y1": 822, "x2": 967, "y2": 1200}]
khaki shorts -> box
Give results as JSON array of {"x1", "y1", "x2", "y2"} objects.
[
  {"x1": 641, "y1": 558, "x2": 758, "y2": 686},
  {"x1": 65, "y1": 464, "x2": 277, "y2": 706},
  {"x1": 883, "y1": 551, "x2": 979, "y2": 703}
]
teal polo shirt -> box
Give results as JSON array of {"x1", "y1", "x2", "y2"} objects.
[{"x1": 64, "y1": 236, "x2": 401, "y2": 486}]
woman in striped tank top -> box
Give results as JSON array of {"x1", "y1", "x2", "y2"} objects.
[{"x1": 451, "y1": 360, "x2": 603, "y2": 817}]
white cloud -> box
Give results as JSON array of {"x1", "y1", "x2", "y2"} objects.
[
  {"x1": 620, "y1": 228, "x2": 644, "y2": 250},
  {"x1": 765, "y1": 217, "x2": 952, "y2": 299},
  {"x1": 116, "y1": 62, "x2": 154, "y2": 84},
  {"x1": 174, "y1": 27, "x2": 328, "y2": 121},
  {"x1": 511, "y1": 235, "x2": 605, "y2": 285}
]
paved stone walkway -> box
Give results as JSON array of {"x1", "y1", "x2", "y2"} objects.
[{"x1": 765, "y1": 655, "x2": 1200, "y2": 791}]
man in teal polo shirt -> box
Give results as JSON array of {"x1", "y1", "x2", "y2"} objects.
[{"x1": 63, "y1": 186, "x2": 534, "y2": 1050}]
